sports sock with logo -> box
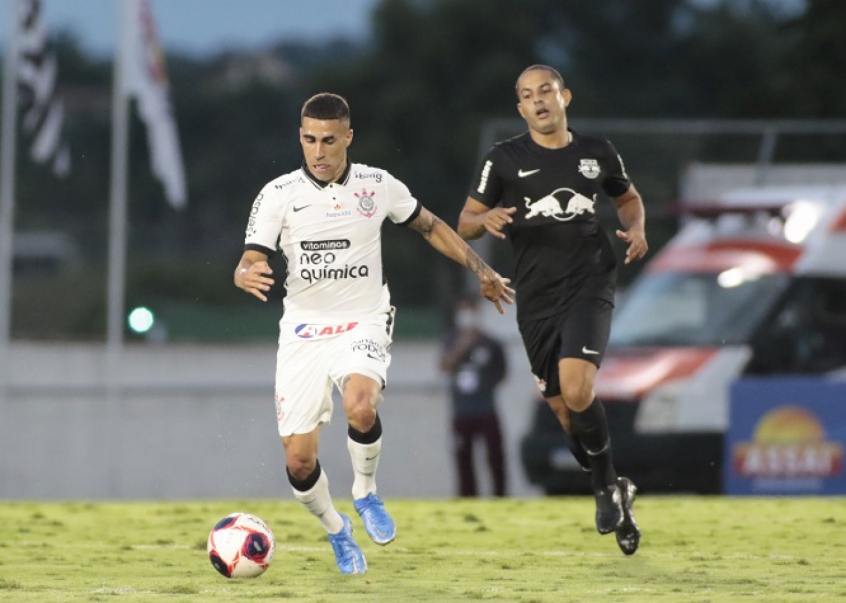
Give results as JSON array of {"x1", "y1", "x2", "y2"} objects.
[
  {"x1": 569, "y1": 399, "x2": 618, "y2": 490},
  {"x1": 348, "y1": 413, "x2": 383, "y2": 500},
  {"x1": 288, "y1": 461, "x2": 345, "y2": 533}
]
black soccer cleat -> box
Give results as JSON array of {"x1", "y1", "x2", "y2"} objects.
[
  {"x1": 615, "y1": 477, "x2": 641, "y2": 556},
  {"x1": 593, "y1": 483, "x2": 624, "y2": 534}
]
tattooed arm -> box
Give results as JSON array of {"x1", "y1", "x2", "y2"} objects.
[{"x1": 408, "y1": 207, "x2": 514, "y2": 313}]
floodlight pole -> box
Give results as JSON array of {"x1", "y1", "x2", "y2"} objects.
[
  {"x1": 0, "y1": 0, "x2": 21, "y2": 402},
  {"x1": 106, "y1": 0, "x2": 132, "y2": 393}
]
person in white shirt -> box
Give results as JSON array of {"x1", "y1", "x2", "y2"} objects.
[{"x1": 234, "y1": 92, "x2": 513, "y2": 575}]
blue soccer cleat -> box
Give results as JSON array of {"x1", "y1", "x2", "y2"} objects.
[
  {"x1": 353, "y1": 492, "x2": 396, "y2": 545},
  {"x1": 327, "y1": 514, "x2": 367, "y2": 574}
]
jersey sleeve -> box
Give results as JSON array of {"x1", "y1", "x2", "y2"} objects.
[
  {"x1": 243, "y1": 184, "x2": 282, "y2": 256},
  {"x1": 385, "y1": 172, "x2": 422, "y2": 225},
  {"x1": 600, "y1": 139, "x2": 632, "y2": 198},
  {"x1": 467, "y1": 147, "x2": 504, "y2": 208}
]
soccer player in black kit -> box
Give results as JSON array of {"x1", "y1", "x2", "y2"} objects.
[{"x1": 458, "y1": 65, "x2": 648, "y2": 555}]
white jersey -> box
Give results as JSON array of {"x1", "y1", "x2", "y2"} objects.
[{"x1": 244, "y1": 162, "x2": 421, "y2": 324}]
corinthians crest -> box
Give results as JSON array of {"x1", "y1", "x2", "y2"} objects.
[
  {"x1": 578, "y1": 159, "x2": 601, "y2": 179},
  {"x1": 354, "y1": 188, "x2": 377, "y2": 218}
]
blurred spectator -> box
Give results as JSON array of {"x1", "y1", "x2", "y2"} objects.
[{"x1": 440, "y1": 296, "x2": 508, "y2": 497}]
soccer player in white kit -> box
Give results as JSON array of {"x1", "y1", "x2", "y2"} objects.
[{"x1": 234, "y1": 93, "x2": 513, "y2": 574}]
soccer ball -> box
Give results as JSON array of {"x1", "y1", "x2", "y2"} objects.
[{"x1": 207, "y1": 512, "x2": 275, "y2": 578}]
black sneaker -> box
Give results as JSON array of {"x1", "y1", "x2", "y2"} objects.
[
  {"x1": 615, "y1": 477, "x2": 641, "y2": 555},
  {"x1": 594, "y1": 483, "x2": 624, "y2": 534}
]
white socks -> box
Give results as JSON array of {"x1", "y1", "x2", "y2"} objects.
[
  {"x1": 290, "y1": 468, "x2": 344, "y2": 534},
  {"x1": 347, "y1": 437, "x2": 381, "y2": 500},
  {"x1": 290, "y1": 436, "x2": 383, "y2": 533}
]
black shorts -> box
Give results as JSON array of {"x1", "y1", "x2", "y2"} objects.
[{"x1": 518, "y1": 298, "x2": 613, "y2": 398}]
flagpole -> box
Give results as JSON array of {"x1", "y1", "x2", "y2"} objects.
[
  {"x1": 0, "y1": 0, "x2": 22, "y2": 399},
  {"x1": 106, "y1": 0, "x2": 131, "y2": 366}
]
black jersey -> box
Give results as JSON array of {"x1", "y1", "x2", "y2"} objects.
[
  {"x1": 468, "y1": 129, "x2": 631, "y2": 322},
  {"x1": 443, "y1": 332, "x2": 507, "y2": 418}
]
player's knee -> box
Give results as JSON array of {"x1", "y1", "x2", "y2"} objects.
[
  {"x1": 346, "y1": 406, "x2": 377, "y2": 432},
  {"x1": 282, "y1": 438, "x2": 317, "y2": 480},
  {"x1": 343, "y1": 391, "x2": 377, "y2": 430},
  {"x1": 284, "y1": 452, "x2": 316, "y2": 481},
  {"x1": 560, "y1": 381, "x2": 593, "y2": 411}
]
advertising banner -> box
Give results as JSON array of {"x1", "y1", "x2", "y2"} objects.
[{"x1": 725, "y1": 378, "x2": 846, "y2": 495}]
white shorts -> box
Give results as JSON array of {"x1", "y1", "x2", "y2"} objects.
[{"x1": 273, "y1": 309, "x2": 395, "y2": 437}]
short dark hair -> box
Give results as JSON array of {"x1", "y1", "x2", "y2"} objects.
[
  {"x1": 301, "y1": 93, "x2": 351, "y2": 124},
  {"x1": 515, "y1": 65, "x2": 566, "y2": 97}
]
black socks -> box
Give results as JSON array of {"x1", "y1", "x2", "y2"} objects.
[
  {"x1": 287, "y1": 460, "x2": 322, "y2": 492},
  {"x1": 569, "y1": 400, "x2": 618, "y2": 490},
  {"x1": 348, "y1": 412, "x2": 382, "y2": 444}
]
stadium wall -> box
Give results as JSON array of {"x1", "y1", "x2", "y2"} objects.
[{"x1": 0, "y1": 338, "x2": 540, "y2": 500}]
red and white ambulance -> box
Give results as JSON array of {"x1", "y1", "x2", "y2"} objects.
[{"x1": 522, "y1": 179, "x2": 846, "y2": 493}]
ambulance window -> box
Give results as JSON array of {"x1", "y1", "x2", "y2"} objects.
[
  {"x1": 611, "y1": 272, "x2": 787, "y2": 347},
  {"x1": 747, "y1": 278, "x2": 846, "y2": 374},
  {"x1": 810, "y1": 279, "x2": 846, "y2": 372}
]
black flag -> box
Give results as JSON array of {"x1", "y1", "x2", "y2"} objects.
[{"x1": 17, "y1": 0, "x2": 70, "y2": 177}]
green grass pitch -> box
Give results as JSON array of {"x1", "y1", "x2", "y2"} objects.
[{"x1": 0, "y1": 497, "x2": 844, "y2": 602}]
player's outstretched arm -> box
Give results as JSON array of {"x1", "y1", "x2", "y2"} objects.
[
  {"x1": 409, "y1": 207, "x2": 514, "y2": 314},
  {"x1": 234, "y1": 249, "x2": 275, "y2": 302},
  {"x1": 612, "y1": 185, "x2": 648, "y2": 265},
  {"x1": 458, "y1": 196, "x2": 516, "y2": 241}
]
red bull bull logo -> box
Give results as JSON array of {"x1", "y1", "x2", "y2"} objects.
[{"x1": 524, "y1": 189, "x2": 596, "y2": 221}]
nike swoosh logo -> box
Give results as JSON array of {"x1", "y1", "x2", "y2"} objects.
[
  {"x1": 582, "y1": 346, "x2": 600, "y2": 355},
  {"x1": 293, "y1": 205, "x2": 311, "y2": 212},
  {"x1": 518, "y1": 169, "x2": 540, "y2": 178},
  {"x1": 365, "y1": 454, "x2": 380, "y2": 461}
]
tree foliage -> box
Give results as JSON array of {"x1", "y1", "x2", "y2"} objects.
[{"x1": 5, "y1": 0, "x2": 846, "y2": 339}]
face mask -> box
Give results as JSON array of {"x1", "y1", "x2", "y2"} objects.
[{"x1": 455, "y1": 309, "x2": 479, "y2": 330}]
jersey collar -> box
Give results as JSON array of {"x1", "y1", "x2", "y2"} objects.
[
  {"x1": 301, "y1": 160, "x2": 352, "y2": 189},
  {"x1": 525, "y1": 128, "x2": 576, "y2": 154}
]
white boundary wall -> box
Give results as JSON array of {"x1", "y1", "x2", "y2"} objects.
[{"x1": 0, "y1": 337, "x2": 541, "y2": 501}]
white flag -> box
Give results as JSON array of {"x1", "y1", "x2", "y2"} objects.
[
  {"x1": 123, "y1": 0, "x2": 186, "y2": 208},
  {"x1": 17, "y1": 0, "x2": 70, "y2": 177}
]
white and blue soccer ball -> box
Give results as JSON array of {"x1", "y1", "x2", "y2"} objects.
[{"x1": 207, "y1": 512, "x2": 275, "y2": 578}]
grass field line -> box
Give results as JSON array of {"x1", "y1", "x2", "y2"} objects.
[
  {"x1": 91, "y1": 588, "x2": 154, "y2": 595},
  {"x1": 19, "y1": 538, "x2": 809, "y2": 563},
  {"x1": 251, "y1": 544, "x2": 808, "y2": 561},
  {"x1": 45, "y1": 542, "x2": 807, "y2": 562}
]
